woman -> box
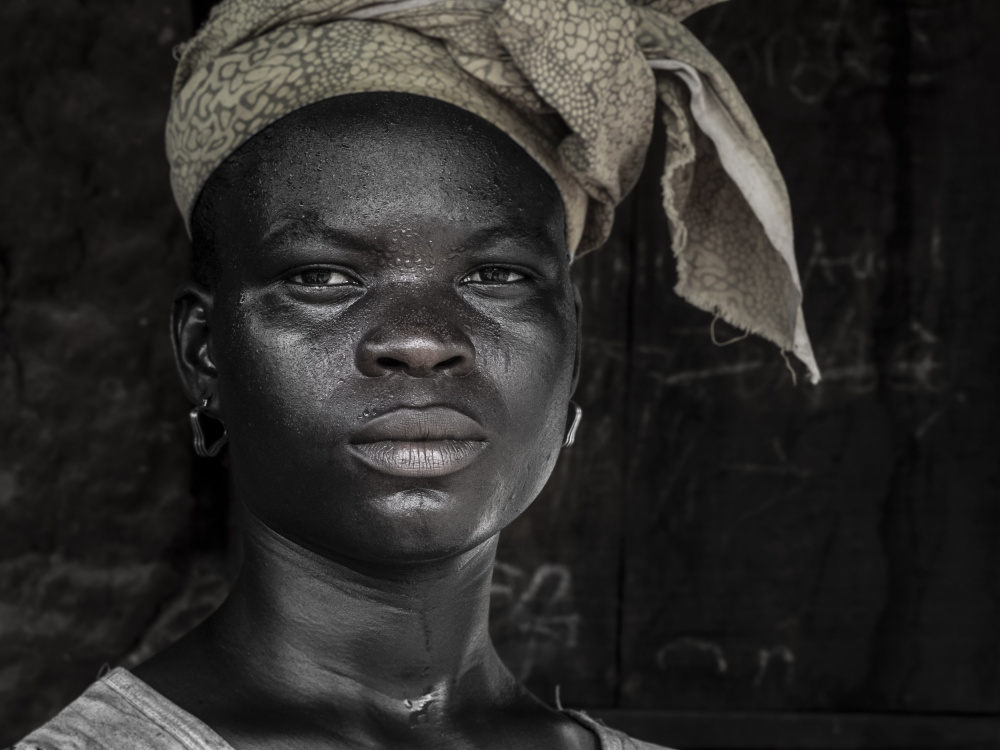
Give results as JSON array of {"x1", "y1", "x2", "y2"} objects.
[{"x1": 16, "y1": 0, "x2": 818, "y2": 747}]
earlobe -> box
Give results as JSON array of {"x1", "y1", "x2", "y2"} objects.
[{"x1": 171, "y1": 281, "x2": 218, "y2": 406}]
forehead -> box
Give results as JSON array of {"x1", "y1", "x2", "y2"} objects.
[{"x1": 212, "y1": 94, "x2": 566, "y2": 248}]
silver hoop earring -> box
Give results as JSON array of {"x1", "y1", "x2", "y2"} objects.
[
  {"x1": 189, "y1": 397, "x2": 228, "y2": 458},
  {"x1": 562, "y1": 402, "x2": 583, "y2": 448}
]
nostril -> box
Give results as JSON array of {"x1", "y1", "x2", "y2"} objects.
[
  {"x1": 376, "y1": 356, "x2": 408, "y2": 371},
  {"x1": 434, "y1": 356, "x2": 465, "y2": 371},
  {"x1": 358, "y1": 331, "x2": 476, "y2": 377}
]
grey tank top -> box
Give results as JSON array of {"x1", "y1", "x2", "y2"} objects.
[{"x1": 15, "y1": 669, "x2": 671, "y2": 750}]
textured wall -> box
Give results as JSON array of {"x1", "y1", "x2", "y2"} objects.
[
  {"x1": 3, "y1": 0, "x2": 999, "y2": 747},
  {"x1": 0, "y1": 1, "x2": 233, "y2": 741},
  {"x1": 617, "y1": 0, "x2": 1000, "y2": 717},
  {"x1": 497, "y1": 1, "x2": 1000, "y2": 728}
]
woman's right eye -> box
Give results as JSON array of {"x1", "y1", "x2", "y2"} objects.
[{"x1": 288, "y1": 269, "x2": 354, "y2": 286}]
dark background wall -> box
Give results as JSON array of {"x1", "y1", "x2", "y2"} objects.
[{"x1": 2, "y1": 0, "x2": 999, "y2": 747}]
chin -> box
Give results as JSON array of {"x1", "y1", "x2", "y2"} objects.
[
  {"x1": 379, "y1": 487, "x2": 456, "y2": 515},
  {"x1": 265, "y1": 487, "x2": 502, "y2": 568},
  {"x1": 360, "y1": 488, "x2": 501, "y2": 565}
]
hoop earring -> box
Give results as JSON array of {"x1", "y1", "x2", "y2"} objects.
[
  {"x1": 563, "y1": 402, "x2": 583, "y2": 448},
  {"x1": 189, "y1": 397, "x2": 228, "y2": 458}
]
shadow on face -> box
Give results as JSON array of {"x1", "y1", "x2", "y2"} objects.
[{"x1": 174, "y1": 93, "x2": 581, "y2": 567}]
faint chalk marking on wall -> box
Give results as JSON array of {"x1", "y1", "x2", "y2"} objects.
[
  {"x1": 491, "y1": 562, "x2": 581, "y2": 681},
  {"x1": 721, "y1": 437, "x2": 812, "y2": 479},
  {"x1": 754, "y1": 646, "x2": 795, "y2": 687},
  {"x1": 656, "y1": 637, "x2": 729, "y2": 675},
  {"x1": 490, "y1": 560, "x2": 524, "y2": 601},
  {"x1": 649, "y1": 361, "x2": 765, "y2": 388},
  {"x1": 803, "y1": 225, "x2": 878, "y2": 288}
]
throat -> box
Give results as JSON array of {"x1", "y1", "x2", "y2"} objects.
[
  {"x1": 132, "y1": 513, "x2": 596, "y2": 750},
  {"x1": 207, "y1": 512, "x2": 513, "y2": 724}
]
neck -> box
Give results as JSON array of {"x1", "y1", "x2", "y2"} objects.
[{"x1": 208, "y1": 509, "x2": 519, "y2": 728}]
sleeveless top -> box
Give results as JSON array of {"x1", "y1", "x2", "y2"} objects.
[{"x1": 14, "y1": 669, "x2": 670, "y2": 750}]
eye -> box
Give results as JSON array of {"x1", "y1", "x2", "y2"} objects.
[
  {"x1": 463, "y1": 267, "x2": 527, "y2": 284},
  {"x1": 288, "y1": 268, "x2": 355, "y2": 287}
]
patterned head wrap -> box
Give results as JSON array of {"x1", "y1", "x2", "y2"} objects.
[{"x1": 167, "y1": 0, "x2": 820, "y2": 383}]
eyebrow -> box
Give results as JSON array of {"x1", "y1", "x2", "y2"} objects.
[
  {"x1": 260, "y1": 218, "x2": 382, "y2": 256},
  {"x1": 458, "y1": 226, "x2": 564, "y2": 259}
]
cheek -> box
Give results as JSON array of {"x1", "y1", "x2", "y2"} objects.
[
  {"x1": 490, "y1": 297, "x2": 576, "y2": 407},
  {"x1": 477, "y1": 299, "x2": 577, "y2": 494},
  {"x1": 215, "y1": 299, "x2": 358, "y2": 447}
]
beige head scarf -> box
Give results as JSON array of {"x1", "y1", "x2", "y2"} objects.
[{"x1": 167, "y1": 0, "x2": 820, "y2": 383}]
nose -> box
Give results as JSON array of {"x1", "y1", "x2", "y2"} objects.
[{"x1": 356, "y1": 310, "x2": 476, "y2": 378}]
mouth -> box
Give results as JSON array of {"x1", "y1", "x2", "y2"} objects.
[{"x1": 348, "y1": 407, "x2": 488, "y2": 478}]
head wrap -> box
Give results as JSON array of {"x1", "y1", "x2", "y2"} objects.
[{"x1": 167, "y1": 0, "x2": 821, "y2": 383}]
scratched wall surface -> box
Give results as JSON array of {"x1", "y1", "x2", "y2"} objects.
[
  {"x1": 0, "y1": 1, "x2": 234, "y2": 743},
  {"x1": 498, "y1": 0, "x2": 1000, "y2": 722},
  {"x1": 611, "y1": 0, "x2": 1000, "y2": 715},
  {"x1": 3, "y1": 0, "x2": 1000, "y2": 746}
]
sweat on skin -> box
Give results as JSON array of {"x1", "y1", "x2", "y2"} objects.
[{"x1": 132, "y1": 94, "x2": 599, "y2": 750}]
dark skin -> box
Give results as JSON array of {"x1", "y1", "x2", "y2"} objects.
[{"x1": 135, "y1": 93, "x2": 593, "y2": 750}]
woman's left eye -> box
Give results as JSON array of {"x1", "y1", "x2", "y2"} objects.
[
  {"x1": 463, "y1": 267, "x2": 526, "y2": 284},
  {"x1": 288, "y1": 269, "x2": 354, "y2": 286}
]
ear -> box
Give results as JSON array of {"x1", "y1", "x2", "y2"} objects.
[
  {"x1": 171, "y1": 281, "x2": 219, "y2": 410},
  {"x1": 570, "y1": 283, "x2": 583, "y2": 396}
]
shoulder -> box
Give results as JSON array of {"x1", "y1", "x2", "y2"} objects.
[
  {"x1": 564, "y1": 710, "x2": 676, "y2": 750},
  {"x1": 12, "y1": 669, "x2": 231, "y2": 750}
]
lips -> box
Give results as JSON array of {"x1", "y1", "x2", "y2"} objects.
[{"x1": 348, "y1": 407, "x2": 488, "y2": 478}]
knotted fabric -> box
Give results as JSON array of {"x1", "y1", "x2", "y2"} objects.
[{"x1": 167, "y1": 0, "x2": 820, "y2": 382}]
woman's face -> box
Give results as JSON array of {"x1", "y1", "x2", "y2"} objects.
[{"x1": 178, "y1": 95, "x2": 579, "y2": 567}]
